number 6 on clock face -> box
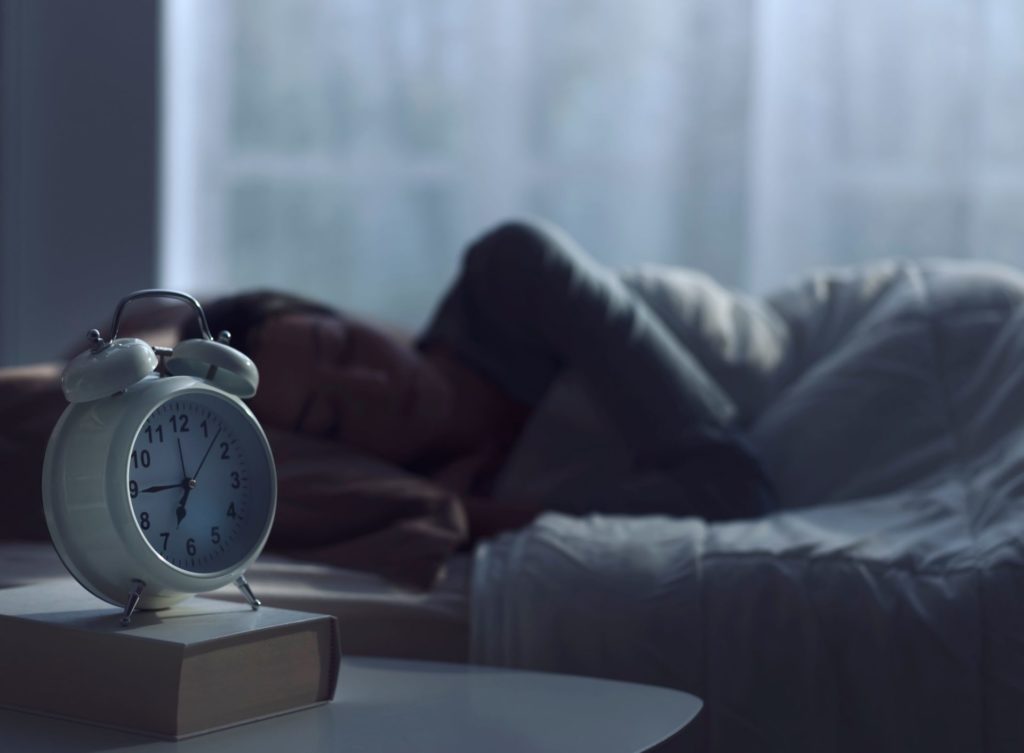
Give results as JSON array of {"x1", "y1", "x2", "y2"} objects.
[{"x1": 128, "y1": 392, "x2": 274, "y2": 575}]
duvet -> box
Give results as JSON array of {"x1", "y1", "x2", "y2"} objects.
[{"x1": 474, "y1": 258, "x2": 1024, "y2": 752}]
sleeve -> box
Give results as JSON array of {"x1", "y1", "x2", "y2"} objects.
[
  {"x1": 418, "y1": 221, "x2": 777, "y2": 520},
  {"x1": 418, "y1": 220, "x2": 737, "y2": 464}
]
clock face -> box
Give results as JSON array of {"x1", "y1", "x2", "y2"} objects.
[{"x1": 127, "y1": 392, "x2": 274, "y2": 574}]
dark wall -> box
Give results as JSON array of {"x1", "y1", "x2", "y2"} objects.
[{"x1": 0, "y1": 0, "x2": 159, "y2": 365}]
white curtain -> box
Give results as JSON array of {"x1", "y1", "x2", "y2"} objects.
[
  {"x1": 162, "y1": 0, "x2": 1024, "y2": 328},
  {"x1": 750, "y1": 0, "x2": 1024, "y2": 292}
]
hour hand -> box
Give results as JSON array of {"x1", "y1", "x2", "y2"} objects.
[
  {"x1": 140, "y1": 482, "x2": 186, "y2": 494},
  {"x1": 175, "y1": 485, "x2": 193, "y2": 528}
]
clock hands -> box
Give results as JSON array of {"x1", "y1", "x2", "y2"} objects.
[
  {"x1": 193, "y1": 428, "x2": 222, "y2": 482},
  {"x1": 174, "y1": 438, "x2": 193, "y2": 527},
  {"x1": 139, "y1": 482, "x2": 188, "y2": 494},
  {"x1": 175, "y1": 429, "x2": 220, "y2": 528},
  {"x1": 175, "y1": 481, "x2": 195, "y2": 528},
  {"x1": 177, "y1": 436, "x2": 188, "y2": 479},
  {"x1": 135, "y1": 439, "x2": 191, "y2": 495},
  {"x1": 134, "y1": 428, "x2": 223, "y2": 528}
]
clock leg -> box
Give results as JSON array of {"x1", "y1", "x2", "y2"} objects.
[
  {"x1": 120, "y1": 579, "x2": 146, "y2": 626},
  {"x1": 234, "y1": 575, "x2": 261, "y2": 610}
]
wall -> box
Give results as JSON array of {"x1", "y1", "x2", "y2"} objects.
[{"x1": 0, "y1": 0, "x2": 158, "y2": 365}]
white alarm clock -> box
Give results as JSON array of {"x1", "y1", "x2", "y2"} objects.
[{"x1": 42, "y1": 290, "x2": 277, "y2": 625}]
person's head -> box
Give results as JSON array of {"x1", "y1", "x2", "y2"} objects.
[{"x1": 182, "y1": 291, "x2": 456, "y2": 465}]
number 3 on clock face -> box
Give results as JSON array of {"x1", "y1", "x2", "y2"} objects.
[{"x1": 128, "y1": 393, "x2": 274, "y2": 574}]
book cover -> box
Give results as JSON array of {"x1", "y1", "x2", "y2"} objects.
[{"x1": 0, "y1": 579, "x2": 341, "y2": 739}]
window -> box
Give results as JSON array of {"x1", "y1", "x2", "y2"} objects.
[{"x1": 163, "y1": 0, "x2": 1024, "y2": 333}]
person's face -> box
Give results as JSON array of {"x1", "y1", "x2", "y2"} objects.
[{"x1": 247, "y1": 312, "x2": 454, "y2": 464}]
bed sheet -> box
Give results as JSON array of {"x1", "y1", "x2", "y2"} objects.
[{"x1": 0, "y1": 541, "x2": 470, "y2": 663}]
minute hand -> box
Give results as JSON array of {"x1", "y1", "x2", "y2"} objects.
[{"x1": 192, "y1": 428, "x2": 222, "y2": 481}]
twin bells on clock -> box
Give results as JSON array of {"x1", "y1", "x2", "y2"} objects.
[
  {"x1": 43, "y1": 290, "x2": 278, "y2": 625},
  {"x1": 61, "y1": 289, "x2": 258, "y2": 404}
]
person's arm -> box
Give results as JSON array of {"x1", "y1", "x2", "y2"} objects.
[
  {"x1": 420, "y1": 220, "x2": 737, "y2": 463},
  {"x1": 461, "y1": 498, "x2": 542, "y2": 543},
  {"x1": 419, "y1": 220, "x2": 776, "y2": 520}
]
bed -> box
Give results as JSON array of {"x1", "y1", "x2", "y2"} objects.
[
  {"x1": 3, "y1": 256, "x2": 1024, "y2": 752},
  {"x1": 470, "y1": 257, "x2": 1024, "y2": 752}
]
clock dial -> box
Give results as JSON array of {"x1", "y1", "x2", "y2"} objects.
[{"x1": 127, "y1": 393, "x2": 273, "y2": 574}]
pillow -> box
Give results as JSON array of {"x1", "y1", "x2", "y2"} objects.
[
  {"x1": 0, "y1": 364, "x2": 66, "y2": 541},
  {"x1": 265, "y1": 430, "x2": 468, "y2": 590}
]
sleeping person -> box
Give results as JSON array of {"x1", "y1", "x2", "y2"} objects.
[
  {"x1": 0, "y1": 219, "x2": 776, "y2": 588},
  {"x1": 183, "y1": 220, "x2": 777, "y2": 582}
]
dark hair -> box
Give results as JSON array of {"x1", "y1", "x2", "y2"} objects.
[{"x1": 180, "y1": 290, "x2": 338, "y2": 356}]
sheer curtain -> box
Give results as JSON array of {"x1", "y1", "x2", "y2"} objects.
[
  {"x1": 750, "y1": 0, "x2": 1024, "y2": 292},
  {"x1": 162, "y1": 0, "x2": 1024, "y2": 329}
]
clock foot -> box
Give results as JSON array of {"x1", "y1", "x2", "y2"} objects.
[
  {"x1": 234, "y1": 575, "x2": 261, "y2": 610},
  {"x1": 120, "y1": 579, "x2": 146, "y2": 626}
]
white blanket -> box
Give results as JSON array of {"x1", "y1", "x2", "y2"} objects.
[{"x1": 475, "y1": 259, "x2": 1024, "y2": 752}]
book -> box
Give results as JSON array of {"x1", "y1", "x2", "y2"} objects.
[{"x1": 0, "y1": 579, "x2": 341, "y2": 740}]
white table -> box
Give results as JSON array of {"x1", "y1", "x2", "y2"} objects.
[{"x1": 0, "y1": 656, "x2": 701, "y2": 752}]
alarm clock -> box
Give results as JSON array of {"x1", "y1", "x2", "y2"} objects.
[{"x1": 42, "y1": 290, "x2": 277, "y2": 625}]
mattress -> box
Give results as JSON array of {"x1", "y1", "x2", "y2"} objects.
[{"x1": 0, "y1": 541, "x2": 470, "y2": 663}]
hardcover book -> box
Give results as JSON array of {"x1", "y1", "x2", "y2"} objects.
[{"x1": 0, "y1": 579, "x2": 341, "y2": 739}]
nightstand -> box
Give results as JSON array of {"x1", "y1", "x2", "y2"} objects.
[{"x1": 0, "y1": 656, "x2": 701, "y2": 752}]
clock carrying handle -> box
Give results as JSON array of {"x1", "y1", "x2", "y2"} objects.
[
  {"x1": 62, "y1": 289, "x2": 255, "y2": 403},
  {"x1": 100, "y1": 289, "x2": 223, "y2": 351}
]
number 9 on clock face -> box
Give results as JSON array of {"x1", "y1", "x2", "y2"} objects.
[{"x1": 128, "y1": 393, "x2": 274, "y2": 574}]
